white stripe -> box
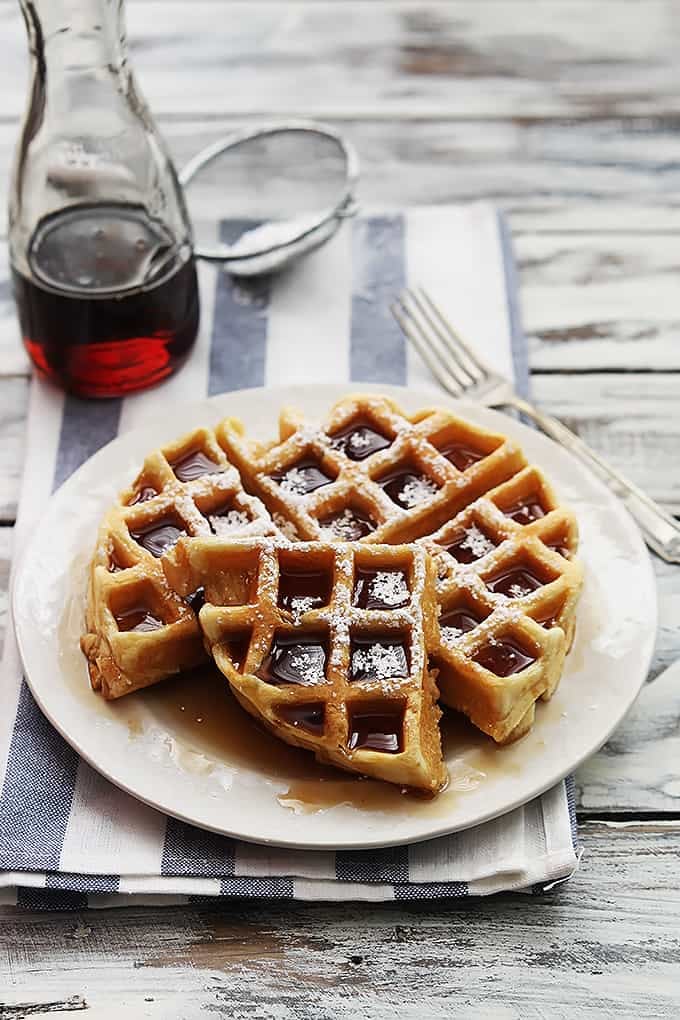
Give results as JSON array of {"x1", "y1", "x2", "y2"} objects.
[
  {"x1": 118, "y1": 874, "x2": 221, "y2": 897},
  {"x1": 58, "y1": 759, "x2": 167, "y2": 877},
  {"x1": 404, "y1": 204, "x2": 514, "y2": 388},
  {"x1": 234, "y1": 842, "x2": 336, "y2": 881},
  {"x1": 265, "y1": 224, "x2": 352, "y2": 387},
  {"x1": 293, "y1": 878, "x2": 396, "y2": 902},
  {"x1": 117, "y1": 255, "x2": 217, "y2": 434},
  {"x1": 408, "y1": 805, "x2": 529, "y2": 884},
  {"x1": 0, "y1": 380, "x2": 64, "y2": 792}
]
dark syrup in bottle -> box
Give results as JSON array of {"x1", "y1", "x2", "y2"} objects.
[{"x1": 13, "y1": 204, "x2": 200, "y2": 398}]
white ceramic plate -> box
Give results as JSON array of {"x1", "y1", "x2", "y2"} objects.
[{"x1": 12, "y1": 383, "x2": 657, "y2": 849}]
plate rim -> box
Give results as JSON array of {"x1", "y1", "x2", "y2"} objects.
[{"x1": 11, "y1": 382, "x2": 658, "y2": 849}]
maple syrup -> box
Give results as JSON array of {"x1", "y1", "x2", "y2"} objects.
[
  {"x1": 171, "y1": 448, "x2": 221, "y2": 482},
  {"x1": 271, "y1": 457, "x2": 335, "y2": 495},
  {"x1": 317, "y1": 506, "x2": 377, "y2": 540},
  {"x1": 353, "y1": 566, "x2": 410, "y2": 610},
  {"x1": 329, "y1": 418, "x2": 391, "y2": 461},
  {"x1": 438, "y1": 441, "x2": 485, "y2": 471},
  {"x1": 257, "y1": 632, "x2": 329, "y2": 686},
  {"x1": 13, "y1": 207, "x2": 199, "y2": 398},
  {"x1": 376, "y1": 464, "x2": 439, "y2": 510}
]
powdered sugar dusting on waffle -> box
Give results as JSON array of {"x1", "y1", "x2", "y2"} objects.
[
  {"x1": 278, "y1": 468, "x2": 311, "y2": 497},
  {"x1": 459, "y1": 525, "x2": 495, "y2": 560},
  {"x1": 207, "y1": 509, "x2": 251, "y2": 534},
  {"x1": 352, "y1": 643, "x2": 407, "y2": 686},
  {"x1": 289, "y1": 648, "x2": 326, "y2": 684},
  {"x1": 398, "y1": 476, "x2": 439, "y2": 509},
  {"x1": 370, "y1": 571, "x2": 410, "y2": 607}
]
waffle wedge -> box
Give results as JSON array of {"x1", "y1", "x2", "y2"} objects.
[
  {"x1": 216, "y1": 394, "x2": 527, "y2": 545},
  {"x1": 81, "y1": 421, "x2": 277, "y2": 698},
  {"x1": 164, "y1": 535, "x2": 447, "y2": 794}
]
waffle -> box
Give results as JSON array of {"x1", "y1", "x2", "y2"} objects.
[
  {"x1": 81, "y1": 392, "x2": 582, "y2": 759},
  {"x1": 216, "y1": 394, "x2": 527, "y2": 545},
  {"x1": 81, "y1": 422, "x2": 277, "y2": 699},
  {"x1": 164, "y1": 535, "x2": 447, "y2": 793},
  {"x1": 422, "y1": 465, "x2": 583, "y2": 742}
]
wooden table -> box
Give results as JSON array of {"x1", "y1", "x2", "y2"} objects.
[{"x1": 1, "y1": 3, "x2": 679, "y2": 1015}]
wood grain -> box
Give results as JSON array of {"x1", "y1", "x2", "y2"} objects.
[
  {"x1": 2, "y1": 1, "x2": 680, "y2": 121},
  {"x1": 0, "y1": 823, "x2": 679, "y2": 1018},
  {"x1": 1, "y1": 0, "x2": 679, "y2": 1006}
]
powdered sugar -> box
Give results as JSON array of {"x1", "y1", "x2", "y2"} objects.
[
  {"x1": 398, "y1": 475, "x2": 438, "y2": 509},
  {"x1": 278, "y1": 468, "x2": 310, "y2": 497},
  {"x1": 458, "y1": 525, "x2": 495, "y2": 560},
  {"x1": 289, "y1": 648, "x2": 325, "y2": 684},
  {"x1": 273, "y1": 513, "x2": 299, "y2": 541},
  {"x1": 207, "y1": 509, "x2": 251, "y2": 534},
  {"x1": 351, "y1": 642, "x2": 408, "y2": 683},
  {"x1": 441, "y1": 626, "x2": 464, "y2": 645},
  {"x1": 368, "y1": 571, "x2": 410, "y2": 607}
]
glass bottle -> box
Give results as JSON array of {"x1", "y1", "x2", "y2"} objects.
[{"x1": 9, "y1": 0, "x2": 200, "y2": 398}]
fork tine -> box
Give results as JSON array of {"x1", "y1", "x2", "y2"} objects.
[
  {"x1": 404, "y1": 287, "x2": 479, "y2": 386},
  {"x1": 416, "y1": 286, "x2": 491, "y2": 380},
  {"x1": 390, "y1": 300, "x2": 464, "y2": 398},
  {"x1": 398, "y1": 292, "x2": 473, "y2": 391}
]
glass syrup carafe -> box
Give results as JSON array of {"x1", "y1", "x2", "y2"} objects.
[{"x1": 9, "y1": 0, "x2": 200, "y2": 398}]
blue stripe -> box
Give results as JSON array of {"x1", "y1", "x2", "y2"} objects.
[
  {"x1": 53, "y1": 396, "x2": 122, "y2": 489},
  {"x1": 0, "y1": 391, "x2": 123, "y2": 874},
  {"x1": 161, "y1": 818, "x2": 235, "y2": 878},
  {"x1": 350, "y1": 215, "x2": 407, "y2": 384},
  {"x1": 0, "y1": 680, "x2": 80, "y2": 871},
  {"x1": 17, "y1": 886, "x2": 88, "y2": 911},
  {"x1": 394, "y1": 881, "x2": 468, "y2": 900},
  {"x1": 208, "y1": 221, "x2": 270, "y2": 395},
  {"x1": 220, "y1": 876, "x2": 294, "y2": 898},
  {"x1": 335, "y1": 845, "x2": 409, "y2": 885},
  {"x1": 46, "y1": 871, "x2": 118, "y2": 894}
]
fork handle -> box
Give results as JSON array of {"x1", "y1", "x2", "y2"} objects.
[{"x1": 505, "y1": 395, "x2": 680, "y2": 563}]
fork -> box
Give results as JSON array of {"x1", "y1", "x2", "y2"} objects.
[{"x1": 391, "y1": 286, "x2": 680, "y2": 564}]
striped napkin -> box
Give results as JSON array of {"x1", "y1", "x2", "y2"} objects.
[{"x1": 0, "y1": 204, "x2": 579, "y2": 909}]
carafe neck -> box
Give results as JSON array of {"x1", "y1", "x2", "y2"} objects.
[{"x1": 20, "y1": 0, "x2": 129, "y2": 74}]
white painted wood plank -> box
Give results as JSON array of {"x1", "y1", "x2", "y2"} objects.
[
  {"x1": 1, "y1": 823, "x2": 680, "y2": 1018},
  {"x1": 1, "y1": 2, "x2": 680, "y2": 121},
  {"x1": 519, "y1": 233, "x2": 680, "y2": 371},
  {"x1": 0, "y1": 377, "x2": 27, "y2": 522},
  {"x1": 531, "y1": 373, "x2": 680, "y2": 514}
]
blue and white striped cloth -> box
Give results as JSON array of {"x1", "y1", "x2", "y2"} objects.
[{"x1": 0, "y1": 204, "x2": 579, "y2": 909}]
